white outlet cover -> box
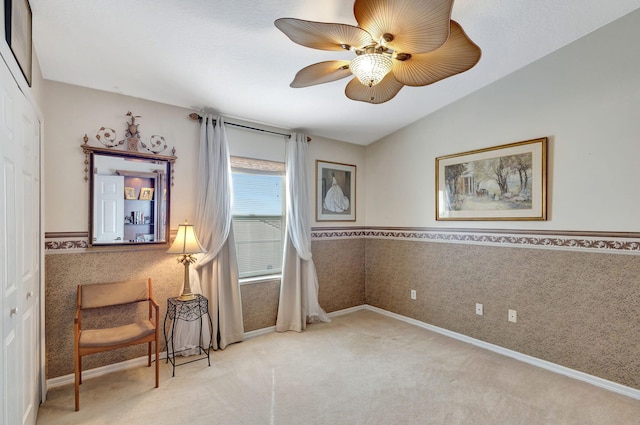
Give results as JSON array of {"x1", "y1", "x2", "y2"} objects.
[
  {"x1": 475, "y1": 303, "x2": 483, "y2": 315},
  {"x1": 508, "y1": 309, "x2": 517, "y2": 323}
]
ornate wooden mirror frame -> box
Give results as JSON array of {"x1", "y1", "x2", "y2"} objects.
[{"x1": 81, "y1": 122, "x2": 177, "y2": 247}]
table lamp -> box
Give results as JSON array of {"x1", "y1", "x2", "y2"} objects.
[{"x1": 167, "y1": 220, "x2": 205, "y2": 301}]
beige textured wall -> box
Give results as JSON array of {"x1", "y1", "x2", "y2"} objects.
[
  {"x1": 45, "y1": 238, "x2": 364, "y2": 379},
  {"x1": 365, "y1": 238, "x2": 640, "y2": 389},
  {"x1": 46, "y1": 233, "x2": 640, "y2": 390},
  {"x1": 45, "y1": 250, "x2": 181, "y2": 378},
  {"x1": 313, "y1": 238, "x2": 365, "y2": 312},
  {"x1": 241, "y1": 280, "x2": 280, "y2": 332}
]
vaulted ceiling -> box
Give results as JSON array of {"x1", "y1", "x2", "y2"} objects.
[{"x1": 31, "y1": 0, "x2": 640, "y2": 145}]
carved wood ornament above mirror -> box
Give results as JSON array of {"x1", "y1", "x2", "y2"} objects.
[{"x1": 82, "y1": 112, "x2": 177, "y2": 247}]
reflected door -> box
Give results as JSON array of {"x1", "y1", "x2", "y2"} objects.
[{"x1": 93, "y1": 175, "x2": 124, "y2": 243}]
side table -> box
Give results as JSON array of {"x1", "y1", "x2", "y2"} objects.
[{"x1": 164, "y1": 294, "x2": 214, "y2": 377}]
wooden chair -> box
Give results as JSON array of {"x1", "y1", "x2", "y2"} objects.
[{"x1": 74, "y1": 278, "x2": 159, "y2": 411}]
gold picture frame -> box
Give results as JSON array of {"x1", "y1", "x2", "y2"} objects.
[
  {"x1": 436, "y1": 137, "x2": 547, "y2": 221},
  {"x1": 139, "y1": 188, "x2": 154, "y2": 200},
  {"x1": 124, "y1": 187, "x2": 136, "y2": 200}
]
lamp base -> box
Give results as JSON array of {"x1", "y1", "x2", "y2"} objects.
[
  {"x1": 178, "y1": 292, "x2": 196, "y2": 301},
  {"x1": 178, "y1": 258, "x2": 197, "y2": 301}
]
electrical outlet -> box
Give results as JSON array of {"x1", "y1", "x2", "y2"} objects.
[
  {"x1": 508, "y1": 309, "x2": 517, "y2": 323},
  {"x1": 410, "y1": 290, "x2": 417, "y2": 300},
  {"x1": 475, "y1": 303, "x2": 483, "y2": 315}
]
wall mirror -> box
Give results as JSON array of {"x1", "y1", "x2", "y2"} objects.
[{"x1": 83, "y1": 145, "x2": 176, "y2": 247}]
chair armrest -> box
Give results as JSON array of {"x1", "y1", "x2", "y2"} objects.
[
  {"x1": 150, "y1": 297, "x2": 160, "y2": 310},
  {"x1": 74, "y1": 308, "x2": 81, "y2": 350},
  {"x1": 148, "y1": 296, "x2": 160, "y2": 324},
  {"x1": 75, "y1": 284, "x2": 82, "y2": 327}
]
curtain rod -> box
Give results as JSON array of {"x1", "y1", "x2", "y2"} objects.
[{"x1": 188, "y1": 113, "x2": 311, "y2": 142}]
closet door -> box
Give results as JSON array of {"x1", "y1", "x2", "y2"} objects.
[
  {"x1": 0, "y1": 53, "x2": 40, "y2": 425},
  {"x1": 19, "y1": 94, "x2": 40, "y2": 425}
]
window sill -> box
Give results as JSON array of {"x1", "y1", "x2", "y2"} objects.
[{"x1": 239, "y1": 274, "x2": 282, "y2": 286}]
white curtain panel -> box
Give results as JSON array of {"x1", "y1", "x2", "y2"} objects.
[
  {"x1": 173, "y1": 115, "x2": 244, "y2": 352},
  {"x1": 276, "y1": 133, "x2": 330, "y2": 332}
]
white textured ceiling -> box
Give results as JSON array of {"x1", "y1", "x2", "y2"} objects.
[{"x1": 31, "y1": 0, "x2": 640, "y2": 145}]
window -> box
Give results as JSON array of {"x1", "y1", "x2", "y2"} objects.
[{"x1": 231, "y1": 157, "x2": 285, "y2": 279}]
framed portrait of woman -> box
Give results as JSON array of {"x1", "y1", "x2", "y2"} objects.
[{"x1": 316, "y1": 160, "x2": 356, "y2": 221}]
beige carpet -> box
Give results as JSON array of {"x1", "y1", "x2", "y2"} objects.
[{"x1": 37, "y1": 310, "x2": 640, "y2": 425}]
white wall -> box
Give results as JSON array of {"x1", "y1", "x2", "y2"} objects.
[
  {"x1": 307, "y1": 136, "x2": 366, "y2": 227},
  {"x1": 43, "y1": 82, "x2": 200, "y2": 231},
  {"x1": 365, "y1": 9, "x2": 640, "y2": 231},
  {"x1": 43, "y1": 82, "x2": 366, "y2": 233}
]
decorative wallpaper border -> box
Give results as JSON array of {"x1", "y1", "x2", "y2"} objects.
[
  {"x1": 310, "y1": 227, "x2": 640, "y2": 255},
  {"x1": 46, "y1": 228, "x2": 640, "y2": 255},
  {"x1": 45, "y1": 239, "x2": 89, "y2": 251},
  {"x1": 44, "y1": 231, "x2": 174, "y2": 254},
  {"x1": 45, "y1": 232, "x2": 88, "y2": 253}
]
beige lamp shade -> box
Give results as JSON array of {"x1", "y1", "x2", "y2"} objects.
[
  {"x1": 168, "y1": 221, "x2": 205, "y2": 301},
  {"x1": 168, "y1": 222, "x2": 205, "y2": 255}
]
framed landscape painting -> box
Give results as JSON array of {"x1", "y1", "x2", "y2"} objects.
[
  {"x1": 436, "y1": 137, "x2": 547, "y2": 221},
  {"x1": 316, "y1": 160, "x2": 356, "y2": 222}
]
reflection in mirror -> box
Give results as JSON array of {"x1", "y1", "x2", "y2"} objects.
[{"x1": 86, "y1": 147, "x2": 175, "y2": 247}]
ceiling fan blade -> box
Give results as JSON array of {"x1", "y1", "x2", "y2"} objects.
[
  {"x1": 290, "y1": 61, "x2": 353, "y2": 88},
  {"x1": 275, "y1": 18, "x2": 373, "y2": 51},
  {"x1": 391, "y1": 21, "x2": 481, "y2": 87},
  {"x1": 345, "y1": 74, "x2": 404, "y2": 104},
  {"x1": 354, "y1": 0, "x2": 453, "y2": 54}
]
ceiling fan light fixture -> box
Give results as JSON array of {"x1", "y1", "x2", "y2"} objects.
[
  {"x1": 275, "y1": 0, "x2": 481, "y2": 103},
  {"x1": 349, "y1": 53, "x2": 393, "y2": 87}
]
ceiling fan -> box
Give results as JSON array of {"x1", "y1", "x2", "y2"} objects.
[{"x1": 275, "y1": 0, "x2": 481, "y2": 104}]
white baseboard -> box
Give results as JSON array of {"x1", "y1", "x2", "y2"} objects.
[
  {"x1": 243, "y1": 305, "x2": 366, "y2": 340},
  {"x1": 365, "y1": 305, "x2": 640, "y2": 400},
  {"x1": 328, "y1": 305, "x2": 367, "y2": 317},
  {"x1": 244, "y1": 326, "x2": 276, "y2": 339},
  {"x1": 47, "y1": 304, "x2": 640, "y2": 401},
  {"x1": 46, "y1": 352, "x2": 167, "y2": 390}
]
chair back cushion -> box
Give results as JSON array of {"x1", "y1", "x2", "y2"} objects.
[{"x1": 80, "y1": 279, "x2": 150, "y2": 309}]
